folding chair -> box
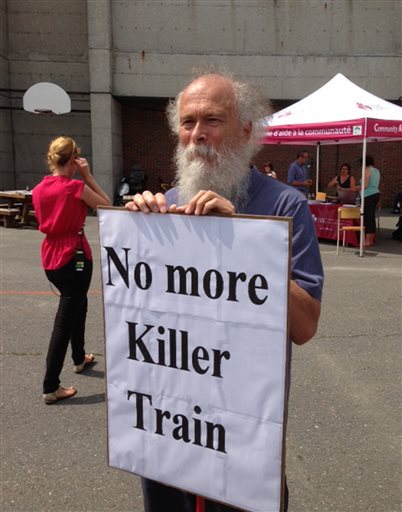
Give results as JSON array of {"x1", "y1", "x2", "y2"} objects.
[{"x1": 336, "y1": 206, "x2": 364, "y2": 255}]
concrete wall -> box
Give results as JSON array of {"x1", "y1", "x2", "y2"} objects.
[
  {"x1": 2, "y1": 0, "x2": 401, "y2": 200},
  {"x1": 0, "y1": 0, "x2": 14, "y2": 189},
  {"x1": 11, "y1": 112, "x2": 92, "y2": 189},
  {"x1": 88, "y1": 0, "x2": 123, "y2": 198},
  {"x1": 7, "y1": 0, "x2": 89, "y2": 92},
  {"x1": 3, "y1": 0, "x2": 92, "y2": 190},
  {"x1": 111, "y1": 0, "x2": 402, "y2": 100}
]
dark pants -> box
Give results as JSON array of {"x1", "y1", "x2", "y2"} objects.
[
  {"x1": 142, "y1": 478, "x2": 289, "y2": 512},
  {"x1": 43, "y1": 257, "x2": 93, "y2": 393},
  {"x1": 364, "y1": 193, "x2": 380, "y2": 234}
]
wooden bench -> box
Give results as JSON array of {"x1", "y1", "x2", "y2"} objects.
[
  {"x1": 28, "y1": 209, "x2": 38, "y2": 228},
  {"x1": 0, "y1": 208, "x2": 21, "y2": 228}
]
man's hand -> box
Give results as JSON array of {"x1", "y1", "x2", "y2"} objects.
[
  {"x1": 290, "y1": 179, "x2": 313, "y2": 188},
  {"x1": 176, "y1": 190, "x2": 235, "y2": 215},
  {"x1": 125, "y1": 191, "x2": 169, "y2": 213},
  {"x1": 125, "y1": 190, "x2": 235, "y2": 216}
]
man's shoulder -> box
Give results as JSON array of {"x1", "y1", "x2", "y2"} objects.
[
  {"x1": 250, "y1": 168, "x2": 300, "y2": 195},
  {"x1": 288, "y1": 160, "x2": 298, "y2": 170},
  {"x1": 247, "y1": 169, "x2": 306, "y2": 215}
]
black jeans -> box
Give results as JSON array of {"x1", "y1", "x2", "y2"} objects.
[
  {"x1": 364, "y1": 193, "x2": 380, "y2": 234},
  {"x1": 142, "y1": 478, "x2": 289, "y2": 512},
  {"x1": 43, "y1": 257, "x2": 93, "y2": 393}
]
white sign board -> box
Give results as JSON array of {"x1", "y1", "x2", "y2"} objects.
[{"x1": 99, "y1": 208, "x2": 291, "y2": 512}]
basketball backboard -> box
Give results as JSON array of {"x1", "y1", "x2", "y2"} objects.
[{"x1": 23, "y1": 82, "x2": 71, "y2": 114}]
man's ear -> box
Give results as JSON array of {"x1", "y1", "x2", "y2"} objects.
[{"x1": 242, "y1": 121, "x2": 252, "y2": 141}]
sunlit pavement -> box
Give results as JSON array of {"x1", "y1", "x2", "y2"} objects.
[{"x1": 1, "y1": 213, "x2": 400, "y2": 512}]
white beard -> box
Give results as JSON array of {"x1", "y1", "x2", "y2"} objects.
[{"x1": 174, "y1": 142, "x2": 253, "y2": 207}]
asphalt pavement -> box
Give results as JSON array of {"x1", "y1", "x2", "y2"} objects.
[{"x1": 1, "y1": 212, "x2": 401, "y2": 512}]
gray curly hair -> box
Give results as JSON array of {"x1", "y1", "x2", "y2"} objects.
[{"x1": 166, "y1": 70, "x2": 271, "y2": 156}]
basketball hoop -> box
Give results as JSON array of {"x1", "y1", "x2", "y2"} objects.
[{"x1": 33, "y1": 108, "x2": 53, "y2": 114}]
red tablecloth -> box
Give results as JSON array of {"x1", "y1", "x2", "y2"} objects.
[{"x1": 308, "y1": 202, "x2": 359, "y2": 247}]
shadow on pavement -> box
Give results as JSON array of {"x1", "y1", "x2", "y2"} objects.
[{"x1": 56, "y1": 392, "x2": 106, "y2": 405}]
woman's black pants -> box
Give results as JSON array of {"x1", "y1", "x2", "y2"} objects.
[
  {"x1": 364, "y1": 193, "x2": 380, "y2": 234},
  {"x1": 43, "y1": 257, "x2": 93, "y2": 393}
]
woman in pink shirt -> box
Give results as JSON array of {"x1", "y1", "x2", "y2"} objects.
[{"x1": 33, "y1": 136, "x2": 110, "y2": 404}]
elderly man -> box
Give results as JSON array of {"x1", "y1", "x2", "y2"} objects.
[{"x1": 126, "y1": 73, "x2": 324, "y2": 512}]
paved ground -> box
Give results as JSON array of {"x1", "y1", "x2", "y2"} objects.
[{"x1": 1, "y1": 212, "x2": 401, "y2": 512}]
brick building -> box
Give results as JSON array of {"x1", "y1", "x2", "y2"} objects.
[{"x1": 121, "y1": 98, "x2": 402, "y2": 205}]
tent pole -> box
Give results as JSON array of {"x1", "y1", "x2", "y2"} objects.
[
  {"x1": 359, "y1": 132, "x2": 367, "y2": 257},
  {"x1": 316, "y1": 142, "x2": 320, "y2": 196}
]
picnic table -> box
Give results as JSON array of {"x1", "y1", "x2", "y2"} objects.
[{"x1": 0, "y1": 190, "x2": 37, "y2": 228}]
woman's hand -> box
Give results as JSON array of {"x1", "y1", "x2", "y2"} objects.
[
  {"x1": 75, "y1": 158, "x2": 91, "y2": 181},
  {"x1": 328, "y1": 176, "x2": 338, "y2": 188}
]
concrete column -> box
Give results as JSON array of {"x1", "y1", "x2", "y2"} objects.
[
  {"x1": 87, "y1": 0, "x2": 122, "y2": 200},
  {"x1": 0, "y1": 0, "x2": 15, "y2": 189},
  {"x1": 90, "y1": 93, "x2": 122, "y2": 199}
]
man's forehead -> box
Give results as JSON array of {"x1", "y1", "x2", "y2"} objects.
[{"x1": 180, "y1": 76, "x2": 236, "y2": 112}]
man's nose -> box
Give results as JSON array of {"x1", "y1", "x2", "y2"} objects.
[{"x1": 191, "y1": 121, "x2": 207, "y2": 144}]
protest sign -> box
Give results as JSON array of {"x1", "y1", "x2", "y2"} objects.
[{"x1": 98, "y1": 208, "x2": 291, "y2": 512}]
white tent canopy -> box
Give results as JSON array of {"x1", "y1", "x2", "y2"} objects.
[
  {"x1": 262, "y1": 73, "x2": 402, "y2": 145},
  {"x1": 261, "y1": 73, "x2": 402, "y2": 256}
]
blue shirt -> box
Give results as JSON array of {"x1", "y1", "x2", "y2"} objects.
[
  {"x1": 287, "y1": 160, "x2": 309, "y2": 194},
  {"x1": 364, "y1": 166, "x2": 380, "y2": 198},
  {"x1": 166, "y1": 168, "x2": 324, "y2": 302}
]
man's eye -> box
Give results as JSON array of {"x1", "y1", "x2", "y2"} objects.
[
  {"x1": 181, "y1": 120, "x2": 194, "y2": 128},
  {"x1": 208, "y1": 118, "x2": 221, "y2": 125}
]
